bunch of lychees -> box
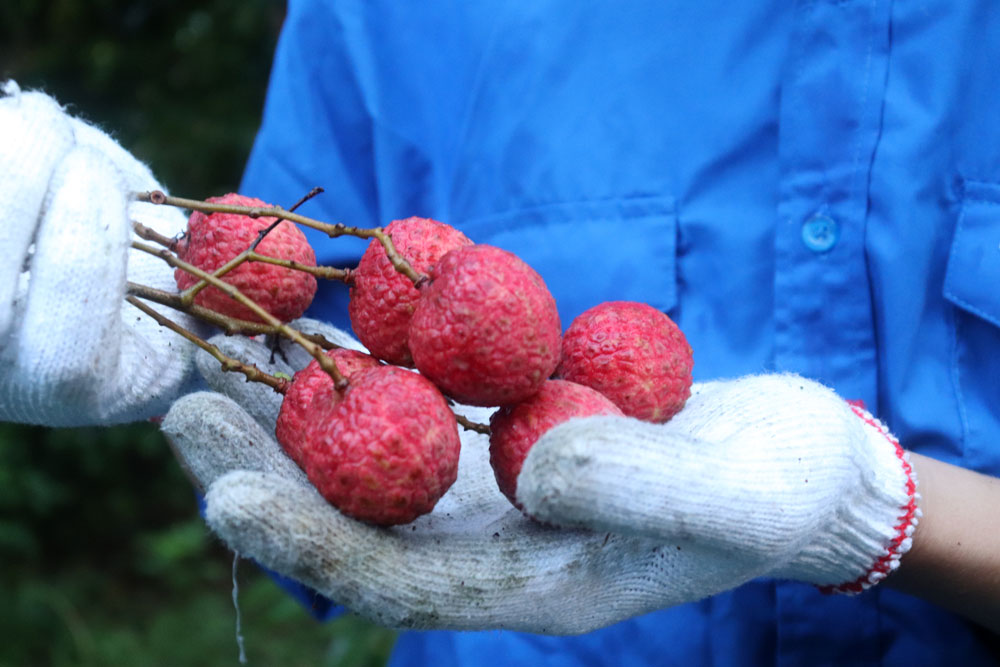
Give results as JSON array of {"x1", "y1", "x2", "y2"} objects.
[{"x1": 131, "y1": 192, "x2": 693, "y2": 526}]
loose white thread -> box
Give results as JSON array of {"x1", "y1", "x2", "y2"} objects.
[{"x1": 232, "y1": 552, "x2": 247, "y2": 665}]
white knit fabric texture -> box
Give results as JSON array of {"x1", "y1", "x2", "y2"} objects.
[
  {"x1": 165, "y1": 331, "x2": 918, "y2": 634},
  {"x1": 519, "y1": 376, "x2": 918, "y2": 592},
  {"x1": 0, "y1": 82, "x2": 197, "y2": 425}
]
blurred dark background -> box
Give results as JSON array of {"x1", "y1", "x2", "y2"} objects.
[{"x1": 1, "y1": 2, "x2": 395, "y2": 665}]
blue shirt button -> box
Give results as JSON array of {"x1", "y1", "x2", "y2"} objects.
[{"x1": 801, "y1": 214, "x2": 840, "y2": 253}]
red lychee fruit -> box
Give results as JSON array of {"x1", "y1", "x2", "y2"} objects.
[
  {"x1": 298, "y1": 365, "x2": 461, "y2": 526},
  {"x1": 349, "y1": 217, "x2": 473, "y2": 366},
  {"x1": 275, "y1": 348, "x2": 382, "y2": 466},
  {"x1": 489, "y1": 379, "x2": 624, "y2": 511},
  {"x1": 408, "y1": 245, "x2": 562, "y2": 407},
  {"x1": 174, "y1": 193, "x2": 317, "y2": 323},
  {"x1": 556, "y1": 301, "x2": 693, "y2": 422}
]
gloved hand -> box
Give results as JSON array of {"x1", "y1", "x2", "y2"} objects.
[
  {"x1": 164, "y1": 321, "x2": 919, "y2": 635},
  {"x1": 0, "y1": 82, "x2": 197, "y2": 426}
]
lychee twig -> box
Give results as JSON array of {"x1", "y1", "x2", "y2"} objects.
[
  {"x1": 133, "y1": 223, "x2": 352, "y2": 305},
  {"x1": 125, "y1": 281, "x2": 340, "y2": 350},
  {"x1": 126, "y1": 295, "x2": 290, "y2": 393},
  {"x1": 134, "y1": 190, "x2": 426, "y2": 285},
  {"x1": 131, "y1": 217, "x2": 258, "y2": 305},
  {"x1": 284, "y1": 186, "x2": 325, "y2": 218},
  {"x1": 246, "y1": 186, "x2": 324, "y2": 255},
  {"x1": 126, "y1": 280, "x2": 271, "y2": 335},
  {"x1": 233, "y1": 252, "x2": 352, "y2": 281},
  {"x1": 132, "y1": 221, "x2": 180, "y2": 251},
  {"x1": 130, "y1": 277, "x2": 489, "y2": 431},
  {"x1": 455, "y1": 414, "x2": 491, "y2": 435},
  {"x1": 131, "y1": 239, "x2": 347, "y2": 389}
]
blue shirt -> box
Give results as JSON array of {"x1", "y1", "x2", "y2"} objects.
[{"x1": 241, "y1": 1, "x2": 1000, "y2": 664}]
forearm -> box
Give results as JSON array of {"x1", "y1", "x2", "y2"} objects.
[{"x1": 885, "y1": 452, "x2": 1000, "y2": 634}]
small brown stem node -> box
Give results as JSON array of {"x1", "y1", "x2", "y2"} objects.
[{"x1": 455, "y1": 414, "x2": 491, "y2": 435}]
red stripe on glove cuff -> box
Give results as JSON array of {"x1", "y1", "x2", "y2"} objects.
[{"x1": 819, "y1": 405, "x2": 919, "y2": 595}]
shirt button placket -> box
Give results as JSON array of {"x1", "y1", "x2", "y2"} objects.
[{"x1": 773, "y1": 0, "x2": 891, "y2": 661}]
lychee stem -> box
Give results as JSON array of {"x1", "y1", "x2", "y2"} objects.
[
  {"x1": 132, "y1": 223, "x2": 351, "y2": 311},
  {"x1": 128, "y1": 273, "x2": 490, "y2": 430},
  {"x1": 125, "y1": 295, "x2": 290, "y2": 393},
  {"x1": 232, "y1": 251, "x2": 351, "y2": 281},
  {"x1": 455, "y1": 414, "x2": 491, "y2": 435},
  {"x1": 284, "y1": 186, "x2": 325, "y2": 217},
  {"x1": 125, "y1": 281, "x2": 339, "y2": 351},
  {"x1": 134, "y1": 190, "x2": 427, "y2": 286},
  {"x1": 245, "y1": 186, "x2": 323, "y2": 255},
  {"x1": 133, "y1": 222, "x2": 179, "y2": 252},
  {"x1": 140, "y1": 188, "x2": 340, "y2": 302},
  {"x1": 131, "y1": 239, "x2": 347, "y2": 389}
]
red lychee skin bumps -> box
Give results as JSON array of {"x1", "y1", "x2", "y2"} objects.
[
  {"x1": 174, "y1": 193, "x2": 317, "y2": 323},
  {"x1": 349, "y1": 217, "x2": 473, "y2": 366},
  {"x1": 408, "y1": 245, "x2": 562, "y2": 407},
  {"x1": 556, "y1": 301, "x2": 693, "y2": 422},
  {"x1": 275, "y1": 348, "x2": 382, "y2": 466},
  {"x1": 489, "y1": 379, "x2": 624, "y2": 510},
  {"x1": 299, "y1": 366, "x2": 461, "y2": 526}
]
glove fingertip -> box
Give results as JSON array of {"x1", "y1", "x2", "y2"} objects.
[
  {"x1": 0, "y1": 87, "x2": 77, "y2": 341},
  {"x1": 163, "y1": 391, "x2": 306, "y2": 489}
]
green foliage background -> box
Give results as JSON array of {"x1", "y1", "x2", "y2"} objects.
[{"x1": 1, "y1": 2, "x2": 396, "y2": 665}]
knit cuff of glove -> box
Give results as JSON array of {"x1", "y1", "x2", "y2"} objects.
[{"x1": 779, "y1": 404, "x2": 920, "y2": 593}]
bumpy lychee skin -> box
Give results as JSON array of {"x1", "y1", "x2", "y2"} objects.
[
  {"x1": 408, "y1": 245, "x2": 562, "y2": 407},
  {"x1": 174, "y1": 193, "x2": 317, "y2": 323},
  {"x1": 349, "y1": 217, "x2": 473, "y2": 366},
  {"x1": 299, "y1": 366, "x2": 461, "y2": 526},
  {"x1": 556, "y1": 301, "x2": 693, "y2": 422},
  {"x1": 489, "y1": 379, "x2": 624, "y2": 511},
  {"x1": 275, "y1": 348, "x2": 382, "y2": 466}
]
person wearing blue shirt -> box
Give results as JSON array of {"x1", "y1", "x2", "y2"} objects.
[
  {"x1": 231, "y1": 2, "x2": 998, "y2": 663},
  {"x1": 2, "y1": 1, "x2": 999, "y2": 665}
]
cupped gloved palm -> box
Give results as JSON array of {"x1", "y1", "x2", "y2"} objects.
[
  {"x1": 164, "y1": 320, "x2": 919, "y2": 635},
  {"x1": 0, "y1": 82, "x2": 196, "y2": 426}
]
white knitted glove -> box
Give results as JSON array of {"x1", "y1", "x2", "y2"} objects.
[
  {"x1": 519, "y1": 378, "x2": 919, "y2": 594},
  {"x1": 0, "y1": 81, "x2": 197, "y2": 426},
  {"x1": 164, "y1": 323, "x2": 918, "y2": 634}
]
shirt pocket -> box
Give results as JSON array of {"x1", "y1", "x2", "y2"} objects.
[
  {"x1": 944, "y1": 180, "x2": 1000, "y2": 327},
  {"x1": 942, "y1": 179, "x2": 1000, "y2": 470},
  {"x1": 455, "y1": 196, "x2": 677, "y2": 330}
]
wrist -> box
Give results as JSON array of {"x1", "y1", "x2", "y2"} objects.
[{"x1": 885, "y1": 452, "x2": 1000, "y2": 633}]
